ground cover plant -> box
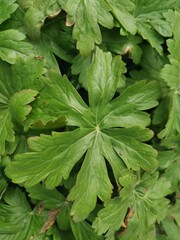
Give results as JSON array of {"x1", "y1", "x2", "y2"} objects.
[{"x1": 0, "y1": 0, "x2": 179, "y2": 239}]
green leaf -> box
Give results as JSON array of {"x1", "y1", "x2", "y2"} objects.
[
  {"x1": 6, "y1": 48, "x2": 160, "y2": 221},
  {"x1": 56, "y1": 203, "x2": 71, "y2": 231},
  {"x1": 70, "y1": 219, "x2": 103, "y2": 240},
  {"x1": 23, "y1": 0, "x2": 61, "y2": 40},
  {"x1": 107, "y1": 0, "x2": 137, "y2": 35},
  {"x1": 0, "y1": 177, "x2": 8, "y2": 200},
  {"x1": 0, "y1": 110, "x2": 14, "y2": 155},
  {"x1": 93, "y1": 173, "x2": 171, "y2": 238},
  {"x1": 132, "y1": 0, "x2": 180, "y2": 53},
  {"x1": 101, "y1": 29, "x2": 143, "y2": 64},
  {"x1": 158, "y1": 135, "x2": 180, "y2": 191},
  {"x1": 162, "y1": 217, "x2": 180, "y2": 240},
  {"x1": 11, "y1": 54, "x2": 47, "y2": 91},
  {"x1": 100, "y1": 80, "x2": 160, "y2": 129},
  {"x1": 136, "y1": 21, "x2": 163, "y2": 55},
  {"x1": 150, "y1": 19, "x2": 172, "y2": 37},
  {"x1": 130, "y1": 44, "x2": 168, "y2": 81},
  {"x1": 0, "y1": 29, "x2": 32, "y2": 64},
  {"x1": 26, "y1": 70, "x2": 90, "y2": 128},
  {"x1": 6, "y1": 128, "x2": 94, "y2": 188},
  {"x1": 27, "y1": 183, "x2": 65, "y2": 209},
  {"x1": 59, "y1": 0, "x2": 113, "y2": 55},
  {"x1": 87, "y1": 47, "x2": 122, "y2": 110},
  {"x1": 9, "y1": 89, "x2": 38, "y2": 123},
  {"x1": 68, "y1": 135, "x2": 113, "y2": 221},
  {"x1": 103, "y1": 128, "x2": 158, "y2": 171},
  {"x1": 133, "y1": 0, "x2": 180, "y2": 16},
  {"x1": 0, "y1": 0, "x2": 18, "y2": 25},
  {"x1": 0, "y1": 56, "x2": 46, "y2": 154},
  {"x1": 0, "y1": 187, "x2": 49, "y2": 239},
  {"x1": 159, "y1": 12, "x2": 180, "y2": 138},
  {"x1": 93, "y1": 197, "x2": 129, "y2": 237},
  {"x1": 42, "y1": 16, "x2": 75, "y2": 63}
]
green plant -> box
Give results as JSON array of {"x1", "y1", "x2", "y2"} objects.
[{"x1": 0, "y1": 1, "x2": 179, "y2": 239}]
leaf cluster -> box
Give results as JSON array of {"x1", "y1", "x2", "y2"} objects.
[{"x1": 0, "y1": 0, "x2": 179, "y2": 239}]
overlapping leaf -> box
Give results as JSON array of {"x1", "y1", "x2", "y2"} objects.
[
  {"x1": 70, "y1": 219, "x2": 104, "y2": 240},
  {"x1": 0, "y1": 30, "x2": 32, "y2": 64},
  {"x1": 56, "y1": 0, "x2": 180, "y2": 56},
  {"x1": 19, "y1": 0, "x2": 61, "y2": 40},
  {"x1": 0, "y1": 187, "x2": 50, "y2": 239},
  {"x1": 159, "y1": 11, "x2": 180, "y2": 138},
  {"x1": 0, "y1": 55, "x2": 46, "y2": 155},
  {"x1": 0, "y1": 0, "x2": 18, "y2": 25},
  {"x1": 158, "y1": 135, "x2": 180, "y2": 191},
  {"x1": 106, "y1": 0, "x2": 180, "y2": 55},
  {"x1": 6, "y1": 48, "x2": 160, "y2": 221},
  {"x1": 93, "y1": 173, "x2": 171, "y2": 239},
  {"x1": 58, "y1": 0, "x2": 113, "y2": 55}
]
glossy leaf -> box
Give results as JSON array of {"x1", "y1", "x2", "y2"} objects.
[{"x1": 6, "y1": 48, "x2": 160, "y2": 221}]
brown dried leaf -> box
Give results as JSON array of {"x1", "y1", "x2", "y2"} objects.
[{"x1": 40, "y1": 208, "x2": 60, "y2": 234}]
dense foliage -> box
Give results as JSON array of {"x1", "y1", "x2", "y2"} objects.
[{"x1": 0, "y1": 0, "x2": 179, "y2": 239}]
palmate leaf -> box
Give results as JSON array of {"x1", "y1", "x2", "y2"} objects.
[
  {"x1": 93, "y1": 173, "x2": 171, "y2": 239},
  {"x1": 6, "y1": 48, "x2": 160, "y2": 221},
  {"x1": 0, "y1": 187, "x2": 50, "y2": 240},
  {"x1": 0, "y1": 56, "x2": 46, "y2": 155}
]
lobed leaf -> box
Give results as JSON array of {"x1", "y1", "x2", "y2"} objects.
[
  {"x1": 0, "y1": 188, "x2": 49, "y2": 239},
  {"x1": 23, "y1": 0, "x2": 61, "y2": 40},
  {"x1": 0, "y1": 30, "x2": 32, "y2": 64},
  {"x1": 6, "y1": 49, "x2": 160, "y2": 222},
  {"x1": 0, "y1": 0, "x2": 18, "y2": 25},
  {"x1": 59, "y1": 0, "x2": 113, "y2": 55}
]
